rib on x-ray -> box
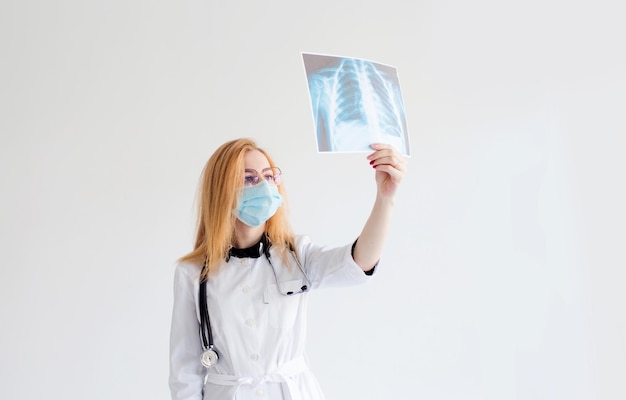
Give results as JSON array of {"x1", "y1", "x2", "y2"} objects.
[{"x1": 307, "y1": 57, "x2": 409, "y2": 154}]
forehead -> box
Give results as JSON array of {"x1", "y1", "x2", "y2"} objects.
[{"x1": 243, "y1": 149, "x2": 271, "y2": 170}]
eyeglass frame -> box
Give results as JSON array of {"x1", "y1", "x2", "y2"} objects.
[{"x1": 243, "y1": 167, "x2": 282, "y2": 187}]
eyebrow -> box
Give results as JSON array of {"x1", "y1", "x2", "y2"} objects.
[{"x1": 244, "y1": 167, "x2": 273, "y2": 172}]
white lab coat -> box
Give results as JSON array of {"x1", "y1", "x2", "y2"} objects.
[{"x1": 169, "y1": 235, "x2": 374, "y2": 400}]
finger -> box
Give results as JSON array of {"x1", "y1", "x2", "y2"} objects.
[
  {"x1": 369, "y1": 143, "x2": 394, "y2": 151},
  {"x1": 372, "y1": 163, "x2": 405, "y2": 182},
  {"x1": 371, "y1": 159, "x2": 406, "y2": 181},
  {"x1": 367, "y1": 148, "x2": 396, "y2": 162},
  {"x1": 369, "y1": 155, "x2": 394, "y2": 168},
  {"x1": 367, "y1": 143, "x2": 397, "y2": 159},
  {"x1": 369, "y1": 154, "x2": 405, "y2": 171}
]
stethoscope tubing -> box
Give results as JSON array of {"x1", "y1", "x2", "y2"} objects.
[{"x1": 198, "y1": 245, "x2": 312, "y2": 367}]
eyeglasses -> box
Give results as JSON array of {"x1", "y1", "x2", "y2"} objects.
[{"x1": 244, "y1": 167, "x2": 282, "y2": 187}]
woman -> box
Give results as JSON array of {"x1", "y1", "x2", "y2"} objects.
[{"x1": 169, "y1": 138, "x2": 406, "y2": 400}]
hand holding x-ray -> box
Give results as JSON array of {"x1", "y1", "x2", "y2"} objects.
[{"x1": 302, "y1": 52, "x2": 411, "y2": 156}]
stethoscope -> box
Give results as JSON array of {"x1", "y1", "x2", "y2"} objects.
[{"x1": 198, "y1": 237, "x2": 312, "y2": 368}]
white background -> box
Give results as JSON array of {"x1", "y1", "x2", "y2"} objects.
[{"x1": 1, "y1": 1, "x2": 625, "y2": 399}]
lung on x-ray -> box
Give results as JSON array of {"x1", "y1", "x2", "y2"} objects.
[{"x1": 302, "y1": 53, "x2": 410, "y2": 156}]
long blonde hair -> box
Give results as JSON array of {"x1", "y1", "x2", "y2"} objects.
[{"x1": 179, "y1": 138, "x2": 296, "y2": 280}]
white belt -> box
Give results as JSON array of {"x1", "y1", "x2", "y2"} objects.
[{"x1": 205, "y1": 357, "x2": 308, "y2": 400}]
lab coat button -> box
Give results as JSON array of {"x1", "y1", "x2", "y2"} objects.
[
  {"x1": 246, "y1": 318, "x2": 255, "y2": 327},
  {"x1": 256, "y1": 388, "x2": 264, "y2": 396},
  {"x1": 250, "y1": 353, "x2": 260, "y2": 361},
  {"x1": 242, "y1": 285, "x2": 251, "y2": 293},
  {"x1": 241, "y1": 258, "x2": 249, "y2": 266}
]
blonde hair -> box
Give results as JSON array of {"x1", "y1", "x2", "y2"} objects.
[{"x1": 178, "y1": 138, "x2": 296, "y2": 280}]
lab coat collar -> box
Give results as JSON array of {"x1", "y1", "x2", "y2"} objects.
[{"x1": 227, "y1": 233, "x2": 270, "y2": 259}]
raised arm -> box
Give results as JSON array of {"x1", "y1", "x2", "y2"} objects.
[{"x1": 352, "y1": 143, "x2": 407, "y2": 271}]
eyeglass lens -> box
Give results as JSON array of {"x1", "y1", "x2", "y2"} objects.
[{"x1": 244, "y1": 167, "x2": 282, "y2": 187}]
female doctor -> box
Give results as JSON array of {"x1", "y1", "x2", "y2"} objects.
[{"x1": 169, "y1": 138, "x2": 406, "y2": 400}]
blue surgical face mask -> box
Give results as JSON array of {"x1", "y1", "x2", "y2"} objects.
[{"x1": 234, "y1": 180, "x2": 283, "y2": 227}]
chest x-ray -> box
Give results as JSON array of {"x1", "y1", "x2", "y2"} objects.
[{"x1": 302, "y1": 52, "x2": 410, "y2": 156}]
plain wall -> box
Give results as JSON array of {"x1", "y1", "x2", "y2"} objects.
[{"x1": 1, "y1": 0, "x2": 624, "y2": 399}]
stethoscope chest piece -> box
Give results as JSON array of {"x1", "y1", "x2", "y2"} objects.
[
  {"x1": 199, "y1": 272, "x2": 218, "y2": 368},
  {"x1": 201, "y1": 348, "x2": 219, "y2": 368},
  {"x1": 197, "y1": 238, "x2": 311, "y2": 369}
]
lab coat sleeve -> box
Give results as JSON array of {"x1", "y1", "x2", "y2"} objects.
[
  {"x1": 169, "y1": 262, "x2": 205, "y2": 400},
  {"x1": 297, "y1": 235, "x2": 376, "y2": 289}
]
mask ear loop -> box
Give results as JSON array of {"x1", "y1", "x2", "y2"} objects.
[{"x1": 199, "y1": 261, "x2": 219, "y2": 367}]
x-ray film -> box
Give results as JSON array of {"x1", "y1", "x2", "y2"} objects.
[{"x1": 302, "y1": 52, "x2": 410, "y2": 156}]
